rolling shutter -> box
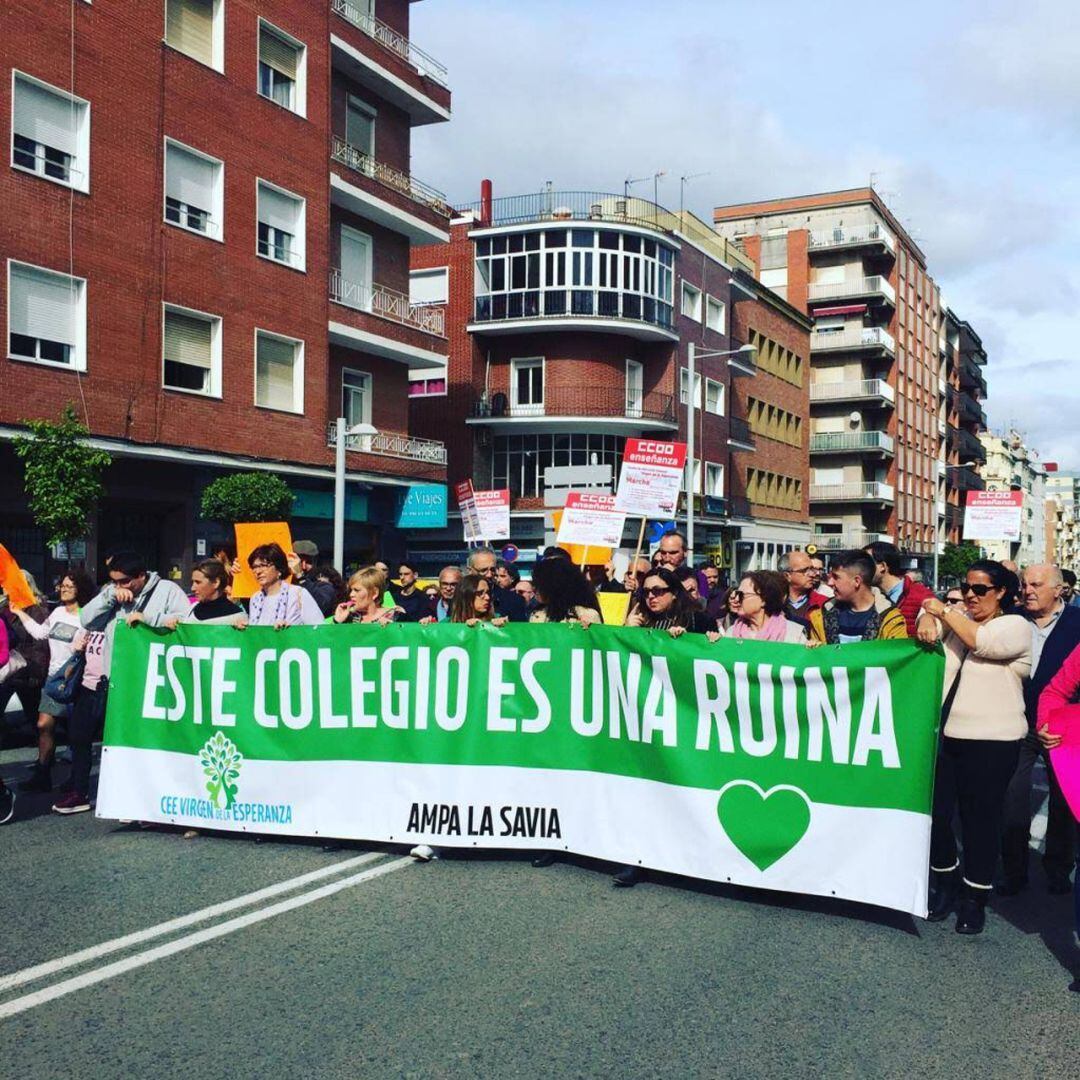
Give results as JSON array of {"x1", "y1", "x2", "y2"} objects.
[
  {"x1": 167, "y1": 0, "x2": 214, "y2": 66},
  {"x1": 166, "y1": 143, "x2": 215, "y2": 210},
  {"x1": 258, "y1": 184, "x2": 298, "y2": 233},
  {"x1": 164, "y1": 311, "x2": 212, "y2": 369},
  {"x1": 259, "y1": 28, "x2": 298, "y2": 79},
  {"x1": 13, "y1": 78, "x2": 79, "y2": 157},
  {"x1": 9, "y1": 265, "x2": 78, "y2": 345},
  {"x1": 256, "y1": 335, "x2": 297, "y2": 410}
]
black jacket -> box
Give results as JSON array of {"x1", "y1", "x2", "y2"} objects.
[
  {"x1": 1024, "y1": 604, "x2": 1080, "y2": 728},
  {"x1": 492, "y1": 584, "x2": 529, "y2": 622},
  {"x1": 298, "y1": 577, "x2": 338, "y2": 620}
]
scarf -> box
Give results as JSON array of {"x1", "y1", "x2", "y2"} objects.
[{"x1": 729, "y1": 613, "x2": 789, "y2": 641}]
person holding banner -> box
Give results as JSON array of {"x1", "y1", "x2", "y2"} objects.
[
  {"x1": 155, "y1": 560, "x2": 246, "y2": 628},
  {"x1": 245, "y1": 544, "x2": 323, "y2": 628},
  {"x1": 448, "y1": 574, "x2": 507, "y2": 627},
  {"x1": 333, "y1": 568, "x2": 400, "y2": 626},
  {"x1": 709, "y1": 572, "x2": 807, "y2": 644},
  {"x1": 917, "y1": 560, "x2": 1031, "y2": 933},
  {"x1": 528, "y1": 560, "x2": 601, "y2": 625},
  {"x1": 625, "y1": 567, "x2": 714, "y2": 637}
]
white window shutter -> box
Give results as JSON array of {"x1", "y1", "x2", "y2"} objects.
[
  {"x1": 258, "y1": 185, "x2": 299, "y2": 233},
  {"x1": 257, "y1": 335, "x2": 297, "y2": 410},
  {"x1": 410, "y1": 269, "x2": 448, "y2": 305},
  {"x1": 166, "y1": 144, "x2": 215, "y2": 209},
  {"x1": 164, "y1": 312, "x2": 212, "y2": 369},
  {"x1": 260, "y1": 29, "x2": 298, "y2": 78},
  {"x1": 10, "y1": 265, "x2": 78, "y2": 344},
  {"x1": 167, "y1": 0, "x2": 214, "y2": 65},
  {"x1": 14, "y1": 79, "x2": 79, "y2": 157}
]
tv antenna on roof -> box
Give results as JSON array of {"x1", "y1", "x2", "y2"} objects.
[{"x1": 680, "y1": 172, "x2": 711, "y2": 216}]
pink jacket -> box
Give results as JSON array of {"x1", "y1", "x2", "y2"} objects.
[
  {"x1": 1037, "y1": 641, "x2": 1080, "y2": 821},
  {"x1": 0, "y1": 617, "x2": 9, "y2": 667}
]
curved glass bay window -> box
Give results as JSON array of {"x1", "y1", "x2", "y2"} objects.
[
  {"x1": 493, "y1": 432, "x2": 626, "y2": 500},
  {"x1": 474, "y1": 228, "x2": 675, "y2": 330}
]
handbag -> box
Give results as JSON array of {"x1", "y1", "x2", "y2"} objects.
[{"x1": 44, "y1": 650, "x2": 86, "y2": 704}]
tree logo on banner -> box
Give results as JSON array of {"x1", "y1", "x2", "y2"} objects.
[
  {"x1": 716, "y1": 781, "x2": 812, "y2": 871},
  {"x1": 199, "y1": 732, "x2": 244, "y2": 810}
]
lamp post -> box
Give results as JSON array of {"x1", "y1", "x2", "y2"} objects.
[
  {"x1": 333, "y1": 417, "x2": 378, "y2": 573},
  {"x1": 932, "y1": 459, "x2": 978, "y2": 590},
  {"x1": 685, "y1": 342, "x2": 756, "y2": 561}
]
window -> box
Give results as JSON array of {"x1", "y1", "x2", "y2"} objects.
[
  {"x1": 258, "y1": 21, "x2": 305, "y2": 116},
  {"x1": 165, "y1": 0, "x2": 223, "y2": 72},
  {"x1": 162, "y1": 305, "x2": 220, "y2": 396},
  {"x1": 511, "y1": 358, "x2": 543, "y2": 415},
  {"x1": 705, "y1": 378, "x2": 724, "y2": 416},
  {"x1": 625, "y1": 358, "x2": 643, "y2": 418},
  {"x1": 257, "y1": 180, "x2": 305, "y2": 270},
  {"x1": 334, "y1": 225, "x2": 372, "y2": 308},
  {"x1": 688, "y1": 457, "x2": 702, "y2": 494},
  {"x1": 409, "y1": 370, "x2": 447, "y2": 397},
  {"x1": 706, "y1": 295, "x2": 726, "y2": 334},
  {"x1": 255, "y1": 331, "x2": 303, "y2": 413},
  {"x1": 345, "y1": 95, "x2": 375, "y2": 156},
  {"x1": 342, "y1": 369, "x2": 371, "y2": 428},
  {"x1": 493, "y1": 433, "x2": 626, "y2": 499},
  {"x1": 705, "y1": 463, "x2": 724, "y2": 497},
  {"x1": 410, "y1": 268, "x2": 448, "y2": 306},
  {"x1": 164, "y1": 139, "x2": 222, "y2": 239},
  {"x1": 11, "y1": 73, "x2": 90, "y2": 192},
  {"x1": 681, "y1": 281, "x2": 702, "y2": 321},
  {"x1": 679, "y1": 367, "x2": 702, "y2": 407},
  {"x1": 7, "y1": 261, "x2": 86, "y2": 370}
]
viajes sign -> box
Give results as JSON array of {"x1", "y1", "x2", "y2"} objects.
[{"x1": 97, "y1": 624, "x2": 943, "y2": 916}]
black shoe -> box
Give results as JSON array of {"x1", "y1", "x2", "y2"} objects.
[
  {"x1": 994, "y1": 875, "x2": 1028, "y2": 897},
  {"x1": 19, "y1": 764, "x2": 52, "y2": 794},
  {"x1": 321, "y1": 841, "x2": 345, "y2": 853},
  {"x1": 0, "y1": 784, "x2": 14, "y2": 826},
  {"x1": 613, "y1": 865, "x2": 645, "y2": 888},
  {"x1": 927, "y1": 868, "x2": 960, "y2": 921},
  {"x1": 531, "y1": 852, "x2": 558, "y2": 868},
  {"x1": 1069, "y1": 977, "x2": 1079, "y2": 993},
  {"x1": 1046, "y1": 873, "x2": 1073, "y2": 896},
  {"x1": 955, "y1": 884, "x2": 989, "y2": 935}
]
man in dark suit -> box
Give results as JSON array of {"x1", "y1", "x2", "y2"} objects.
[
  {"x1": 1000, "y1": 565, "x2": 1080, "y2": 895},
  {"x1": 468, "y1": 547, "x2": 528, "y2": 622}
]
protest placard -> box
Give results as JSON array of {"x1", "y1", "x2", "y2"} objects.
[{"x1": 613, "y1": 439, "x2": 687, "y2": 518}]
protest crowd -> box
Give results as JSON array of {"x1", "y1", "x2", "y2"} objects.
[{"x1": 1, "y1": 531, "x2": 1078, "y2": 993}]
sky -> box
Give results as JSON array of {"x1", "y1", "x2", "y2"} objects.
[{"x1": 410, "y1": 0, "x2": 1080, "y2": 469}]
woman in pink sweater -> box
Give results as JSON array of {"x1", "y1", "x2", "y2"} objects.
[{"x1": 1037, "y1": 644, "x2": 1080, "y2": 994}]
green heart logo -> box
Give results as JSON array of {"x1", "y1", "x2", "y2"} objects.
[{"x1": 716, "y1": 781, "x2": 812, "y2": 871}]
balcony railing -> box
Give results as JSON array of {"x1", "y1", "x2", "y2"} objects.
[
  {"x1": 812, "y1": 531, "x2": 895, "y2": 551},
  {"x1": 810, "y1": 482, "x2": 895, "y2": 503},
  {"x1": 727, "y1": 416, "x2": 756, "y2": 449},
  {"x1": 330, "y1": 0, "x2": 449, "y2": 87},
  {"x1": 327, "y1": 422, "x2": 447, "y2": 465},
  {"x1": 958, "y1": 354, "x2": 987, "y2": 394},
  {"x1": 809, "y1": 431, "x2": 895, "y2": 454},
  {"x1": 808, "y1": 223, "x2": 896, "y2": 254},
  {"x1": 807, "y1": 275, "x2": 896, "y2": 305},
  {"x1": 330, "y1": 272, "x2": 446, "y2": 337},
  {"x1": 330, "y1": 137, "x2": 451, "y2": 218},
  {"x1": 950, "y1": 426, "x2": 987, "y2": 463},
  {"x1": 810, "y1": 325, "x2": 897, "y2": 354},
  {"x1": 473, "y1": 291, "x2": 675, "y2": 334},
  {"x1": 470, "y1": 385, "x2": 676, "y2": 425},
  {"x1": 809, "y1": 379, "x2": 895, "y2": 404}
]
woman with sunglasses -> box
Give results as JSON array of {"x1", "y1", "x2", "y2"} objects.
[
  {"x1": 916, "y1": 560, "x2": 1032, "y2": 933},
  {"x1": 625, "y1": 566, "x2": 715, "y2": 636},
  {"x1": 709, "y1": 571, "x2": 807, "y2": 644}
]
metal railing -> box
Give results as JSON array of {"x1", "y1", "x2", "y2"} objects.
[
  {"x1": 327, "y1": 422, "x2": 447, "y2": 465},
  {"x1": 949, "y1": 426, "x2": 986, "y2": 462},
  {"x1": 958, "y1": 354, "x2": 987, "y2": 393},
  {"x1": 812, "y1": 531, "x2": 895, "y2": 550},
  {"x1": 470, "y1": 385, "x2": 676, "y2": 425},
  {"x1": 727, "y1": 417, "x2": 756, "y2": 447},
  {"x1": 330, "y1": 0, "x2": 449, "y2": 87},
  {"x1": 807, "y1": 275, "x2": 896, "y2": 304},
  {"x1": 330, "y1": 137, "x2": 451, "y2": 218},
  {"x1": 809, "y1": 379, "x2": 895, "y2": 404},
  {"x1": 810, "y1": 482, "x2": 895, "y2": 503},
  {"x1": 808, "y1": 223, "x2": 896, "y2": 253},
  {"x1": 810, "y1": 325, "x2": 897, "y2": 354},
  {"x1": 329, "y1": 271, "x2": 446, "y2": 336},
  {"x1": 809, "y1": 431, "x2": 895, "y2": 454},
  {"x1": 472, "y1": 290, "x2": 675, "y2": 334}
]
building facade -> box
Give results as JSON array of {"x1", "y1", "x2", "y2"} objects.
[
  {"x1": 0, "y1": 0, "x2": 451, "y2": 584},
  {"x1": 409, "y1": 186, "x2": 811, "y2": 574},
  {"x1": 978, "y1": 430, "x2": 1048, "y2": 566},
  {"x1": 714, "y1": 188, "x2": 952, "y2": 570},
  {"x1": 1045, "y1": 468, "x2": 1079, "y2": 571}
]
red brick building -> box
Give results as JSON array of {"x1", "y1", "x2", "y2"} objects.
[
  {"x1": 0, "y1": 0, "x2": 450, "y2": 582},
  {"x1": 410, "y1": 185, "x2": 811, "y2": 573}
]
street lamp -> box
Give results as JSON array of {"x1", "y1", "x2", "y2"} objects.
[
  {"x1": 685, "y1": 342, "x2": 756, "y2": 561},
  {"x1": 333, "y1": 417, "x2": 378, "y2": 572},
  {"x1": 932, "y1": 460, "x2": 979, "y2": 590}
]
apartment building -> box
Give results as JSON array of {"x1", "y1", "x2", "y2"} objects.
[
  {"x1": 978, "y1": 430, "x2": 1048, "y2": 566},
  {"x1": 714, "y1": 188, "x2": 949, "y2": 570},
  {"x1": 408, "y1": 184, "x2": 811, "y2": 574},
  {"x1": 1045, "y1": 468, "x2": 1079, "y2": 570},
  {"x1": 0, "y1": 0, "x2": 451, "y2": 583}
]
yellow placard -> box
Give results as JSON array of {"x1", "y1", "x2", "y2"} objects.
[{"x1": 597, "y1": 591, "x2": 631, "y2": 627}]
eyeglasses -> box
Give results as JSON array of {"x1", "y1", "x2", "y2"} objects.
[
  {"x1": 250, "y1": 562, "x2": 273, "y2": 572},
  {"x1": 959, "y1": 583, "x2": 996, "y2": 597},
  {"x1": 643, "y1": 586, "x2": 672, "y2": 597},
  {"x1": 787, "y1": 568, "x2": 810, "y2": 576}
]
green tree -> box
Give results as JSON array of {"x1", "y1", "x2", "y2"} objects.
[
  {"x1": 199, "y1": 732, "x2": 243, "y2": 810},
  {"x1": 938, "y1": 541, "x2": 982, "y2": 585},
  {"x1": 200, "y1": 472, "x2": 294, "y2": 524},
  {"x1": 12, "y1": 404, "x2": 112, "y2": 562}
]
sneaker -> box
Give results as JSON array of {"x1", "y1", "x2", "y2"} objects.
[
  {"x1": 19, "y1": 764, "x2": 52, "y2": 794},
  {"x1": 409, "y1": 844, "x2": 439, "y2": 861},
  {"x1": 52, "y1": 791, "x2": 91, "y2": 815},
  {"x1": 0, "y1": 785, "x2": 14, "y2": 826}
]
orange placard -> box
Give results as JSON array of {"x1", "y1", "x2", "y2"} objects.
[
  {"x1": 231, "y1": 522, "x2": 294, "y2": 600},
  {"x1": 551, "y1": 509, "x2": 613, "y2": 566},
  {"x1": 0, "y1": 543, "x2": 37, "y2": 610}
]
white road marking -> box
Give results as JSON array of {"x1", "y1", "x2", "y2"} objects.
[
  {"x1": 0, "y1": 856, "x2": 414, "y2": 1021},
  {"x1": 0, "y1": 852, "x2": 382, "y2": 995}
]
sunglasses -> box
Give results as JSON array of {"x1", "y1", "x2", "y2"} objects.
[
  {"x1": 729, "y1": 590, "x2": 758, "y2": 601},
  {"x1": 959, "y1": 583, "x2": 998, "y2": 597},
  {"x1": 643, "y1": 586, "x2": 672, "y2": 597},
  {"x1": 944, "y1": 596, "x2": 965, "y2": 605}
]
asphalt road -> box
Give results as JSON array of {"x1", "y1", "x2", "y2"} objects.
[{"x1": 1, "y1": 745, "x2": 1078, "y2": 1080}]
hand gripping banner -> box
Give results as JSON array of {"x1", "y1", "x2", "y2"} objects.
[{"x1": 97, "y1": 623, "x2": 944, "y2": 916}]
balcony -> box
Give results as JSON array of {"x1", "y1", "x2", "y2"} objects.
[
  {"x1": 330, "y1": 272, "x2": 445, "y2": 336},
  {"x1": 809, "y1": 431, "x2": 895, "y2": 456},
  {"x1": 466, "y1": 385, "x2": 677, "y2": 431},
  {"x1": 812, "y1": 531, "x2": 895, "y2": 551},
  {"x1": 329, "y1": 1, "x2": 450, "y2": 125},
  {"x1": 810, "y1": 482, "x2": 895, "y2": 504},
  {"x1": 954, "y1": 392, "x2": 987, "y2": 428},
  {"x1": 728, "y1": 416, "x2": 756, "y2": 451},
  {"x1": 949, "y1": 425, "x2": 987, "y2": 464},
  {"x1": 950, "y1": 467, "x2": 986, "y2": 493},
  {"x1": 808, "y1": 223, "x2": 896, "y2": 256},
  {"x1": 809, "y1": 379, "x2": 895, "y2": 406},
  {"x1": 326, "y1": 422, "x2": 447, "y2": 466},
  {"x1": 810, "y1": 325, "x2": 896, "y2": 357},
  {"x1": 470, "y1": 290, "x2": 677, "y2": 343},
  {"x1": 807, "y1": 275, "x2": 896, "y2": 306},
  {"x1": 958, "y1": 354, "x2": 987, "y2": 395}
]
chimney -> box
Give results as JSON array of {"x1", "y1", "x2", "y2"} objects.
[{"x1": 480, "y1": 179, "x2": 493, "y2": 227}]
